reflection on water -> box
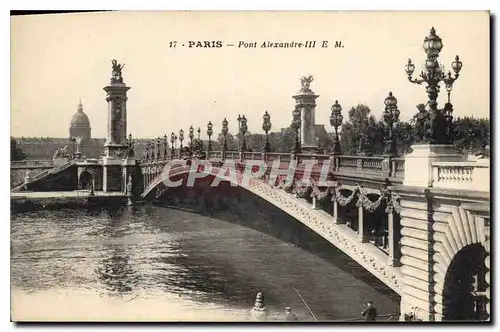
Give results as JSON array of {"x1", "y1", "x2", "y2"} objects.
[
  {"x1": 11, "y1": 205, "x2": 399, "y2": 321},
  {"x1": 97, "y1": 247, "x2": 138, "y2": 294}
]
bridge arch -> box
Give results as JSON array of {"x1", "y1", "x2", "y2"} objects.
[
  {"x1": 78, "y1": 169, "x2": 92, "y2": 190},
  {"x1": 142, "y1": 163, "x2": 402, "y2": 294},
  {"x1": 432, "y1": 205, "x2": 490, "y2": 321}
]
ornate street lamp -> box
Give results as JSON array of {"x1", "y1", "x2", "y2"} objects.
[
  {"x1": 207, "y1": 121, "x2": 213, "y2": 152},
  {"x1": 382, "y1": 92, "x2": 400, "y2": 156},
  {"x1": 262, "y1": 111, "x2": 272, "y2": 152},
  {"x1": 179, "y1": 129, "x2": 184, "y2": 151},
  {"x1": 170, "y1": 132, "x2": 176, "y2": 156},
  {"x1": 329, "y1": 100, "x2": 343, "y2": 154},
  {"x1": 156, "y1": 137, "x2": 161, "y2": 160},
  {"x1": 292, "y1": 106, "x2": 302, "y2": 154},
  {"x1": 189, "y1": 126, "x2": 194, "y2": 147},
  {"x1": 150, "y1": 139, "x2": 156, "y2": 159},
  {"x1": 237, "y1": 114, "x2": 248, "y2": 152},
  {"x1": 145, "y1": 141, "x2": 150, "y2": 160},
  {"x1": 163, "y1": 134, "x2": 168, "y2": 160},
  {"x1": 221, "y1": 118, "x2": 229, "y2": 152},
  {"x1": 127, "y1": 133, "x2": 134, "y2": 157},
  {"x1": 405, "y1": 27, "x2": 462, "y2": 144},
  {"x1": 237, "y1": 114, "x2": 242, "y2": 151}
]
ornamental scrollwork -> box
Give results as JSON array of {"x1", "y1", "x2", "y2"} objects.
[{"x1": 246, "y1": 179, "x2": 401, "y2": 293}]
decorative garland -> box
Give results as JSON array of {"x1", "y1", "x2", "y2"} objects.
[{"x1": 328, "y1": 182, "x2": 401, "y2": 214}]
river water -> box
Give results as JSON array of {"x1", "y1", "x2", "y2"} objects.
[{"x1": 11, "y1": 205, "x2": 400, "y2": 322}]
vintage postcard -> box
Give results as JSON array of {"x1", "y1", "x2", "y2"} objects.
[{"x1": 10, "y1": 10, "x2": 490, "y2": 322}]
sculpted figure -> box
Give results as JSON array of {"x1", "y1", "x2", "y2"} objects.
[
  {"x1": 411, "y1": 104, "x2": 429, "y2": 142},
  {"x1": 111, "y1": 59, "x2": 125, "y2": 83},
  {"x1": 300, "y1": 75, "x2": 314, "y2": 91}
]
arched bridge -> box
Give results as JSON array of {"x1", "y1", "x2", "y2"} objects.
[{"x1": 138, "y1": 148, "x2": 490, "y2": 322}]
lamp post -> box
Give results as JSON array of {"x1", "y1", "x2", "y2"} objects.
[
  {"x1": 170, "y1": 132, "x2": 176, "y2": 157},
  {"x1": 221, "y1": 118, "x2": 229, "y2": 153},
  {"x1": 262, "y1": 111, "x2": 272, "y2": 152},
  {"x1": 163, "y1": 134, "x2": 168, "y2": 160},
  {"x1": 189, "y1": 126, "x2": 194, "y2": 148},
  {"x1": 329, "y1": 100, "x2": 343, "y2": 154},
  {"x1": 127, "y1": 133, "x2": 134, "y2": 157},
  {"x1": 382, "y1": 92, "x2": 400, "y2": 156},
  {"x1": 207, "y1": 121, "x2": 213, "y2": 152},
  {"x1": 145, "y1": 141, "x2": 150, "y2": 161},
  {"x1": 405, "y1": 27, "x2": 462, "y2": 144},
  {"x1": 150, "y1": 139, "x2": 156, "y2": 160},
  {"x1": 292, "y1": 107, "x2": 302, "y2": 154},
  {"x1": 156, "y1": 137, "x2": 161, "y2": 160},
  {"x1": 237, "y1": 114, "x2": 242, "y2": 151},
  {"x1": 179, "y1": 129, "x2": 184, "y2": 151},
  {"x1": 238, "y1": 115, "x2": 248, "y2": 152}
]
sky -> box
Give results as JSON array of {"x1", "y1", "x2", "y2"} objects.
[{"x1": 10, "y1": 11, "x2": 489, "y2": 139}]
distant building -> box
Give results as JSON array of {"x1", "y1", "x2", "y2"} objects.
[
  {"x1": 14, "y1": 101, "x2": 159, "y2": 160},
  {"x1": 69, "y1": 101, "x2": 91, "y2": 141},
  {"x1": 15, "y1": 101, "x2": 103, "y2": 160}
]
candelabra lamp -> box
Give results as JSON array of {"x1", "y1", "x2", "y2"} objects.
[
  {"x1": 205, "y1": 121, "x2": 213, "y2": 153},
  {"x1": 221, "y1": 118, "x2": 229, "y2": 153},
  {"x1": 329, "y1": 100, "x2": 343, "y2": 154},
  {"x1": 405, "y1": 27, "x2": 462, "y2": 144},
  {"x1": 237, "y1": 114, "x2": 248, "y2": 152},
  {"x1": 262, "y1": 111, "x2": 272, "y2": 152},
  {"x1": 127, "y1": 133, "x2": 134, "y2": 157},
  {"x1": 179, "y1": 129, "x2": 184, "y2": 151},
  {"x1": 382, "y1": 92, "x2": 400, "y2": 156},
  {"x1": 189, "y1": 126, "x2": 194, "y2": 148},
  {"x1": 170, "y1": 132, "x2": 176, "y2": 157}
]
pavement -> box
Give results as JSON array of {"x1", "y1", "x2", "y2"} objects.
[{"x1": 11, "y1": 191, "x2": 125, "y2": 198}]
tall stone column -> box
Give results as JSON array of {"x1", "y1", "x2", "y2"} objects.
[
  {"x1": 293, "y1": 75, "x2": 319, "y2": 152},
  {"x1": 101, "y1": 59, "x2": 134, "y2": 192}
]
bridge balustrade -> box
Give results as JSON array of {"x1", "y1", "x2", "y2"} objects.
[{"x1": 431, "y1": 160, "x2": 490, "y2": 191}]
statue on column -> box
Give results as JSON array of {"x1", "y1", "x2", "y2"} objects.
[
  {"x1": 111, "y1": 59, "x2": 125, "y2": 84},
  {"x1": 300, "y1": 75, "x2": 314, "y2": 92}
]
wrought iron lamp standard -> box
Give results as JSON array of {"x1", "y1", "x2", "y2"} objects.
[
  {"x1": 237, "y1": 114, "x2": 248, "y2": 152},
  {"x1": 207, "y1": 121, "x2": 213, "y2": 152},
  {"x1": 329, "y1": 100, "x2": 343, "y2": 154},
  {"x1": 382, "y1": 92, "x2": 400, "y2": 156},
  {"x1": 179, "y1": 129, "x2": 184, "y2": 151},
  {"x1": 189, "y1": 126, "x2": 194, "y2": 148},
  {"x1": 150, "y1": 139, "x2": 156, "y2": 160},
  {"x1": 237, "y1": 114, "x2": 242, "y2": 152},
  {"x1": 163, "y1": 134, "x2": 168, "y2": 160},
  {"x1": 156, "y1": 137, "x2": 161, "y2": 160},
  {"x1": 221, "y1": 118, "x2": 229, "y2": 153},
  {"x1": 127, "y1": 133, "x2": 134, "y2": 157},
  {"x1": 145, "y1": 141, "x2": 150, "y2": 160},
  {"x1": 262, "y1": 111, "x2": 272, "y2": 152},
  {"x1": 405, "y1": 27, "x2": 462, "y2": 144},
  {"x1": 292, "y1": 107, "x2": 302, "y2": 154},
  {"x1": 170, "y1": 132, "x2": 176, "y2": 157}
]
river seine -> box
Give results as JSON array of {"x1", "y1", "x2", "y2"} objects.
[{"x1": 11, "y1": 205, "x2": 399, "y2": 321}]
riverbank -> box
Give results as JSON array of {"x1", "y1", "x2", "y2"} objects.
[{"x1": 10, "y1": 191, "x2": 135, "y2": 213}]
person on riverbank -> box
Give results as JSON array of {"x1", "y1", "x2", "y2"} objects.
[
  {"x1": 361, "y1": 301, "x2": 377, "y2": 321},
  {"x1": 284, "y1": 307, "x2": 298, "y2": 321}
]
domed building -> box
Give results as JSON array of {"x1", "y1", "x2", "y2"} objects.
[{"x1": 69, "y1": 100, "x2": 91, "y2": 141}]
